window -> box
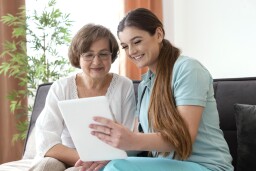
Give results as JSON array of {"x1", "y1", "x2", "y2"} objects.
[{"x1": 26, "y1": 0, "x2": 124, "y2": 74}]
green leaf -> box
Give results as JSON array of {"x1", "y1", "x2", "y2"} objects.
[
  {"x1": 1, "y1": 0, "x2": 74, "y2": 142},
  {"x1": 10, "y1": 100, "x2": 18, "y2": 113},
  {"x1": 12, "y1": 121, "x2": 28, "y2": 143},
  {"x1": 0, "y1": 62, "x2": 11, "y2": 75},
  {"x1": 13, "y1": 27, "x2": 26, "y2": 38},
  {"x1": 1, "y1": 14, "x2": 17, "y2": 25}
]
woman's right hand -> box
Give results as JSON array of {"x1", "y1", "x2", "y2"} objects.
[
  {"x1": 75, "y1": 159, "x2": 109, "y2": 171},
  {"x1": 89, "y1": 116, "x2": 138, "y2": 151}
]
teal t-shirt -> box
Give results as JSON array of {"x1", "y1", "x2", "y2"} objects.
[{"x1": 136, "y1": 56, "x2": 233, "y2": 171}]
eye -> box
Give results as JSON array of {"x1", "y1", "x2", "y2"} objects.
[
  {"x1": 84, "y1": 53, "x2": 94, "y2": 58},
  {"x1": 98, "y1": 51, "x2": 112, "y2": 59},
  {"x1": 99, "y1": 53, "x2": 108, "y2": 57},
  {"x1": 121, "y1": 45, "x2": 128, "y2": 49},
  {"x1": 134, "y1": 40, "x2": 142, "y2": 44}
]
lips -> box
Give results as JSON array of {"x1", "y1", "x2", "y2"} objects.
[
  {"x1": 91, "y1": 67, "x2": 103, "y2": 71},
  {"x1": 132, "y1": 54, "x2": 144, "y2": 60}
]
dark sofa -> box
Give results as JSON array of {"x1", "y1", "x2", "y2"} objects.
[{"x1": 4, "y1": 77, "x2": 256, "y2": 170}]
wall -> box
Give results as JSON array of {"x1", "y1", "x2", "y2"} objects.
[{"x1": 163, "y1": 0, "x2": 256, "y2": 78}]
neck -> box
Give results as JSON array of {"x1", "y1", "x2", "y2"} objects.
[
  {"x1": 81, "y1": 73, "x2": 111, "y2": 90},
  {"x1": 76, "y1": 73, "x2": 113, "y2": 98}
]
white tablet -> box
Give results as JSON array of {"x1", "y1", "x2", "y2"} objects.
[{"x1": 58, "y1": 96, "x2": 127, "y2": 162}]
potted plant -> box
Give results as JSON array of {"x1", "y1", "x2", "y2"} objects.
[{"x1": 0, "y1": 0, "x2": 74, "y2": 142}]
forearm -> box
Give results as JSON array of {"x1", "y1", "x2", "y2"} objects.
[
  {"x1": 132, "y1": 132, "x2": 174, "y2": 152},
  {"x1": 45, "y1": 144, "x2": 79, "y2": 167}
]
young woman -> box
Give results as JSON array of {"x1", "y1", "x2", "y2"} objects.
[
  {"x1": 30, "y1": 24, "x2": 136, "y2": 171},
  {"x1": 75, "y1": 8, "x2": 233, "y2": 171}
]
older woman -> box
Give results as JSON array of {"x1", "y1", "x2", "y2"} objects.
[{"x1": 30, "y1": 24, "x2": 136, "y2": 171}]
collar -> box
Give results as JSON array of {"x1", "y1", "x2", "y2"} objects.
[{"x1": 141, "y1": 70, "x2": 155, "y2": 90}]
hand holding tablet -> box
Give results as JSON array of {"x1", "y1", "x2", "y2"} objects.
[{"x1": 58, "y1": 96, "x2": 127, "y2": 162}]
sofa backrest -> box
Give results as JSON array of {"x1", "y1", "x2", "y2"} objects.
[
  {"x1": 23, "y1": 83, "x2": 51, "y2": 159},
  {"x1": 23, "y1": 78, "x2": 256, "y2": 170},
  {"x1": 213, "y1": 77, "x2": 256, "y2": 169}
]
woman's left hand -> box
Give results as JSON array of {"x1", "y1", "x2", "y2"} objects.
[
  {"x1": 89, "y1": 116, "x2": 136, "y2": 150},
  {"x1": 75, "y1": 159, "x2": 109, "y2": 171}
]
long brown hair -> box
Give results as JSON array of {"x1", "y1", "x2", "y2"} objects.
[{"x1": 118, "y1": 8, "x2": 192, "y2": 160}]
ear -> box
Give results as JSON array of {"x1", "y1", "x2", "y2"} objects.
[{"x1": 155, "y1": 27, "x2": 164, "y2": 43}]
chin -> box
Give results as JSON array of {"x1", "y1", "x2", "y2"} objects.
[{"x1": 135, "y1": 62, "x2": 147, "y2": 69}]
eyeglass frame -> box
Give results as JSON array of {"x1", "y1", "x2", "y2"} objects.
[{"x1": 80, "y1": 50, "x2": 112, "y2": 61}]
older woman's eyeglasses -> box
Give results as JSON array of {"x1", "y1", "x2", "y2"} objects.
[{"x1": 80, "y1": 51, "x2": 112, "y2": 61}]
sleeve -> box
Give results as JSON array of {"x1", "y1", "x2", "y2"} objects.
[
  {"x1": 120, "y1": 79, "x2": 137, "y2": 131},
  {"x1": 35, "y1": 81, "x2": 65, "y2": 158},
  {"x1": 173, "y1": 59, "x2": 212, "y2": 107}
]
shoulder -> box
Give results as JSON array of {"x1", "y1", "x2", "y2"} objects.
[
  {"x1": 50, "y1": 74, "x2": 76, "y2": 94},
  {"x1": 112, "y1": 73, "x2": 133, "y2": 86},
  {"x1": 174, "y1": 56, "x2": 207, "y2": 71},
  {"x1": 173, "y1": 56, "x2": 211, "y2": 77},
  {"x1": 172, "y1": 56, "x2": 213, "y2": 88},
  {"x1": 108, "y1": 73, "x2": 134, "y2": 98}
]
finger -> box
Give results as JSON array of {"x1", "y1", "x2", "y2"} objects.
[
  {"x1": 87, "y1": 162, "x2": 100, "y2": 171},
  {"x1": 91, "y1": 131, "x2": 113, "y2": 144},
  {"x1": 74, "y1": 159, "x2": 83, "y2": 167},
  {"x1": 93, "y1": 161, "x2": 109, "y2": 171},
  {"x1": 89, "y1": 124, "x2": 111, "y2": 135},
  {"x1": 79, "y1": 161, "x2": 94, "y2": 171},
  {"x1": 79, "y1": 166, "x2": 86, "y2": 171},
  {"x1": 93, "y1": 116, "x2": 115, "y2": 127},
  {"x1": 94, "y1": 163, "x2": 106, "y2": 171}
]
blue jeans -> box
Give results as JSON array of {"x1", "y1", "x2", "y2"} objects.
[{"x1": 101, "y1": 157, "x2": 211, "y2": 171}]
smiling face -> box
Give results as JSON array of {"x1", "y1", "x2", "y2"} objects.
[
  {"x1": 118, "y1": 26, "x2": 163, "y2": 73},
  {"x1": 80, "y1": 38, "x2": 112, "y2": 80}
]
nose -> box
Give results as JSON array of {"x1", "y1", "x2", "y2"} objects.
[
  {"x1": 91, "y1": 55, "x2": 101, "y2": 64},
  {"x1": 128, "y1": 45, "x2": 137, "y2": 56}
]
